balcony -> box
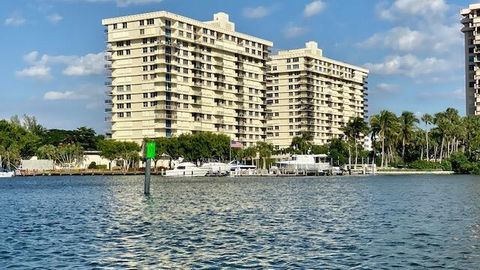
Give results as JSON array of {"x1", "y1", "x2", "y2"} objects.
[
  {"x1": 155, "y1": 113, "x2": 177, "y2": 119},
  {"x1": 156, "y1": 104, "x2": 177, "y2": 110}
]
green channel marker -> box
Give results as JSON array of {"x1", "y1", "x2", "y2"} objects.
[{"x1": 146, "y1": 141, "x2": 156, "y2": 159}]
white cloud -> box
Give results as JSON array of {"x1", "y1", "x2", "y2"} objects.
[
  {"x1": 17, "y1": 51, "x2": 106, "y2": 80},
  {"x1": 377, "y1": 0, "x2": 448, "y2": 21},
  {"x1": 364, "y1": 54, "x2": 451, "y2": 78},
  {"x1": 4, "y1": 14, "x2": 26, "y2": 26},
  {"x1": 243, "y1": 6, "x2": 272, "y2": 19},
  {"x1": 359, "y1": 27, "x2": 425, "y2": 52},
  {"x1": 83, "y1": 0, "x2": 163, "y2": 7},
  {"x1": 16, "y1": 65, "x2": 51, "y2": 80},
  {"x1": 304, "y1": 0, "x2": 326, "y2": 17},
  {"x1": 358, "y1": 23, "x2": 462, "y2": 54},
  {"x1": 46, "y1": 14, "x2": 63, "y2": 24},
  {"x1": 418, "y1": 89, "x2": 464, "y2": 101},
  {"x1": 376, "y1": 83, "x2": 400, "y2": 93},
  {"x1": 43, "y1": 91, "x2": 87, "y2": 100},
  {"x1": 284, "y1": 25, "x2": 308, "y2": 39},
  {"x1": 358, "y1": 0, "x2": 462, "y2": 81},
  {"x1": 63, "y1": 53, "x2": 106, "y2": 76},
  {"x1": 43, "y1": 85, "x2": 105, "y2": 110}
]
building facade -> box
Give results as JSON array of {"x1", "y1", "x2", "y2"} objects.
[
  {"x1": 266, "y1": 41, "x2": 368, "y2": 149},
  {"x1": 461, "y1": 4, "x2": 480, "y2": 115},
  {"x1": 102, "y1": 12, "x2": 272, "y2": 146}
]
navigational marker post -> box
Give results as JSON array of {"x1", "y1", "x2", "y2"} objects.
[{"x1": 144, "y1": 141, "x2": 156, "y2": 195}]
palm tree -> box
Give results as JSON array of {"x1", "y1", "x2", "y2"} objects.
[
  {"x1": 399, "y1": 111, "x2": 419, "y2": 162},
  {"x1": 377, "y1": 110, "x2": 399, "y2": 167},
  {"x1": 256, "y1": 142, "x2": 273, "y2": 169},
  {"x1": 421, "y1": 113, "x2": 433, "y2": 161},
  {"x1": 369, "y1": 114, "x2": 381, "y2": 165},
  {"x1": 342, "y1": 117, "x2": 369, "y2": 167},
  {"x1": 290, "y1": 131, "x2": 314, "y2": 154}
]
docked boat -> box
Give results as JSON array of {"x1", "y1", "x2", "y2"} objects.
[
  {"x1": 165, "y1": 162, "x2": 208, "y2": 177},
  {"x1": 228, "y1": 161, "x2": 256, "y2": 176},
  {"x1": 275, "y1": 154, "x2": 332, "y2": 175},
  {"x1": 201, "y1": 162, "x2": 230, "y2": 176},
  {"x1": 0, "y1": 170, "x2": 15, "y2": 178}
]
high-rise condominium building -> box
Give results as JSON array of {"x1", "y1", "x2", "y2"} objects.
[
  {"x1": 102, "y1": 12, "x2": 272, "y2": 146},
  {"x1": 462, "y1": 4, "x2": 480, "y2": 115},
  {"x1": 266, "y1": 41, "x2": 368, "y2": 149}
]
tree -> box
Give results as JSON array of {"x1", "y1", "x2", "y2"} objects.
[
  {"x1": 421, "y1": 113, "x2": 433, "y2": 161},
  {"x1": 117, "y1": 141, "x2": 141, "y2": 172},
  {"x1": 0, "y1": 120, "x2": 40, "y2": 169},
  {"x1": 56, "y1": 144, "x2": 84, "y2": 169},
  {"x1": 37, "y1": 143, "x2": 84, "y2": 169},
  {"x1": 290, "y1": 131, "x2": 314, "y2": 154},
  {"x1": 374, "y1": 110, "x2": 399, "y2": 167},
  {"x1": 398, "y1": 111, "x2": 419, "y2": 162},
  {"x1": 256, "y1": 141, "x2": 273, "y2": 169},
  {"x1": 342, "y1": 117, "x2": 369, "y2": 167},
  {"x1": 328, "y1": 138, "x2": 349, "y2": 166},
  {"x1": 98, "y1": 139, "x2": 119, "y2": 170}
]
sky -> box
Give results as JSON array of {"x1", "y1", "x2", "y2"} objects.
[{"x1": 0, "y1": 0, "x2": 472, "y2": 133}]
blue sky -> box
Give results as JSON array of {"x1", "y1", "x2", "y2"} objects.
[{"x1": 0, "y1": 0, "x2": 471, "y2": 133}]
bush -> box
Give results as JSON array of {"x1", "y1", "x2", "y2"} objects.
[
  {"x1": 441, "y1": 160, "x2": 452, "y2": 171},
  {"x1": 408, "y1": 160, "x2": 443, "y2": 171},
  {"x1": 87, "y1": 162, "x2": 107, "y2": 170},
  {"x1": 96, "y1": 165, "x2": 107, "y2": 170},
  {"x1": 88, "y1": 162, "x2": 97, "y2": 169},
  {"x1": 450, "y1": 153, "x2": 471, "y2": 174}
]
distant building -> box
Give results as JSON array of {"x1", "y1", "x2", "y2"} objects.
[
  {"x1": 21, "y1": 158, "x2": 54, "y2": 171},
  {"x1": 462, "y1": 4, "x2": 480, "y2": 115},
  {"x1": 102, "y1": 11, "x2": 273, "y2": 147},
  {"x1": 265, "y1": 41, "x2": 368, "y2": 149}
]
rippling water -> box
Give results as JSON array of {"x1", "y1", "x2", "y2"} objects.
[{"x1": 1, "y1": 175, "x2": 480, "y2": 268}]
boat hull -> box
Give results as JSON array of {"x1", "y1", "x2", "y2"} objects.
[
  {"x1": 0, "y1": 172, "x2": 15, "y2": 178},
  {"x1": 165, "y1": 169, "x2": 208, "y2": 177}
]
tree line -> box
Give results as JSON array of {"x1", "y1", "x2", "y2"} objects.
[{"x1": 2, "y1": 108, "x2": 480, "y2": 174}]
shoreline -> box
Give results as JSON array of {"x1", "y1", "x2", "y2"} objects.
[
  {"x1": 374, "y1": 170, "x2": 455, "y2": 175},
  {"x1": 14, "y1": 170, "x2": 457, "y2": 177}
]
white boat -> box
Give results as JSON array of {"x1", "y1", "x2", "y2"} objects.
[
  {"x1": 275, "y1": 154, "x2": 332, "y2": 174},
  {"x1": 0, "y1": 171, "x2": 15, "y2": 178},
  {"x1": 228, "y1": 161, "x2": 257, "y2": 176},
  {"x1": 165, "y1": 162, "x2": 208, "y2": 177},
  {"x1": 201, "y1": 162, "x2": 230, "y2": 176}
]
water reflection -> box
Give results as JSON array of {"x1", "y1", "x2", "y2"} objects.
[{"x1": 0, "y1": 175, "x2": 479, "y2": 268}]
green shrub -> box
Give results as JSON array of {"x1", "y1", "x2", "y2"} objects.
[
  {"x1": 87, "y1": 162, "x2": 97, "y2": 169},
  {"x1": 408, "y1": 160, "x2": 443, "y2": 170},
  {"x1": 470, "y1": 163, "x2": 480, "y2": 175},
  {"x1": 96, "y1": 165, "x2": 107, "y2": 170},
  {"x1": 450, "y1": 153, "x2": 471, "y2": 174},
  {"x1": 87, "y1": 162, "x2": 107, "y2": 170}
]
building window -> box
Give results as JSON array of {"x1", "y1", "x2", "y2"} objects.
[
  {"x1": 139, "y1": 20, "x2": 144, "y2": 26},
  {"x1": 122, "y1": 22, "x2": 127, "y2": 28},
  {"x1": 147, "y1": 19, "x2": 154, "y2": 25}
]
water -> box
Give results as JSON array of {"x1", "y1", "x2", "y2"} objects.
[{"x1": 0, "y1": 175, "x2": 479, "y2": 269}]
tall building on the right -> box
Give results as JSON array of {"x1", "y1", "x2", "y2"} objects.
[
  {"x1": 266, "y1": 41, "x2": 368, "y2": 149},
  {"x1": 462, "y1": 4, "x2": 480, "y2": 115}
]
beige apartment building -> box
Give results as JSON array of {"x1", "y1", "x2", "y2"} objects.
[
  {"x1": 266, "y1": 41, "x2": 368, "y2": 149},
  {"x1": 102, "y1": 12, "x2": 272, "y2": 146},
  {"x1": 462, "y1": 4, "x2": 480, "y2": 115}
]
